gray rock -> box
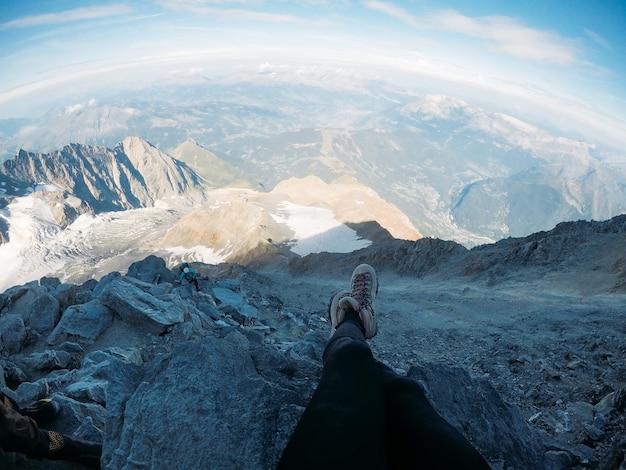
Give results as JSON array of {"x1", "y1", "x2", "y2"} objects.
[
  {"x1": 1, "y1": 360, "x2": 27, "y2": 385},
  {"x1": 1, "y1": 282, "x2": 43, "y2": 316},
  {"x1": 213, "y1": 287, "x2": 259, "y2": 320},
  {"x1": 57, "y1": 342, "x2": 84, "y2": 354},
  {"x1": 126, "y1": 255, "x2": 176, "y2": 284},
  {"x1": 82, "y1": 347, "x2": 144, "y2": 370},
  {"x1": 407, "y1": 363, "x2": 546, "y2": 468},
  {"x1": 47, "y1": 300, "x2": 114, "y2": 346},
  {"x1": 92, "y1": 271, "x2": 122, "y2": 298},
  {"x1": 274, "y1": 403, "x2": 306, "y2": 459},
  {"x1": 543, "y1": 450, "x2": 572, "y2": 470},
  {"x1": 65, "y1": 378, "x2": 108, "y2": 406},
  {"x1": 250, "y1": 343, "x2": 294, "y2": 381},
  {"x1": 15, "y1": 379, "x2": 51, "y2": 405},
  {"x1": 2, "y1": 246, "x2": 623, "y2": 469},
  {"x1": 595, "y1": 386, "x2": 626, "y2": 417},
  {"x1": 20, "y1": 350, "x2": 71, "y2": 371},
  {"x1": 51, "y1": 282, "x2": 80, "y2": 311},
  {"x1": 49, "y1": 393, "x2": 106, "y2": 435},
  {"x1": 76, "y1": 279, "x2": 98, "y2": 304},
  {"x1": 213, "y1": 286, "x2": 243, "y2": 306},
  {"x1": 26, "y1": 293, "x2": 61, "y2": 335},
  {"x1": 39, "y1": 276, "x2": 61, "y2": 290},
  {"x1": 96, "y1": 278, "x2": 184, "y2": 334},
  {"x1": 215, "y1": 278, "x2": 241, "y2": 291},
  {"x1": 102, "y1": 331, "x2": 298, "y2": 470},
  {"x1": 0, "y1": 314, "x2": 27, "y2": 354},
  {"x1": 195, "y1": 297, "x2": 221, "y2": 321}
]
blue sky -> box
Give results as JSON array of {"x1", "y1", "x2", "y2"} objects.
[{"x1": 0, "y1": 0, "x2": 624, "y2": 148}]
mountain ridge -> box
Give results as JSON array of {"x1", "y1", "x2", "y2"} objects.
[
  {"x1": 0, "y1": 137, "x2": 204, "y2": 214},
  {"x1": 285, "y1": 215, "x2": 626, "y2": 296},
  {"x1": 170, "y1": 138, "x2": 257, "y2": 189},
  {"x1": 2, "y1": 134, "x2": 625, "y2": 294}
]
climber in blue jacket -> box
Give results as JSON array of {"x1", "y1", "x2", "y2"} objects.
[{"x1": 179, "y1": 263, "x2": 200, "y2": 291}]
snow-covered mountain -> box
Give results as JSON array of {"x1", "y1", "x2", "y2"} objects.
[
  {"x1": 0, "y1": 136, "x2": 204, "y2": 216},
  {"x1": 0, "y1": 136, "x2": 207, "y2": 290}
]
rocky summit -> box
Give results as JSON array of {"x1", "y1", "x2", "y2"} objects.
[{"x1": 1, "y1": 215, "x2": 625, "y2": 469}]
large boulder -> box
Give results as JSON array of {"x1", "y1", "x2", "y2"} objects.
[
  {"x1": 102, "y1": 331, "x2": 300, "y2": 470},
  {"x1": 407, "y1": 364, "x2": 547, "y2": 468},
  {"x1": 47, "y1": 300, "x2": 114, "y2": 346},
  {"x1": 0, "y1": 314, "x2": 27, "y2": 354},
  {"x1": 96, "y1": 278, "x2": 185, "y2": 334},
  {"x1": 126, "y1": 255, "x2": 176, "y2": 285},
  {"x1": 26, "y1": 293, "x2": 61, "y2": 335}
]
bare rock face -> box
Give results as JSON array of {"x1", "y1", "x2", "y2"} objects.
[
  {"x1": 117, "y1": 136, "x2": 205, "y2": 204},
  {"x1": 0, "y1": 137, "x2": 206, "y2": 243},
  {"x1": 0, "y1": 218, "x2": 8, "y2": 244},
  {"x1": 287, "y1": 237, "x2": 467, "y2": 277},
  {"x1": 103, "y1": 333, "x2": 301, "y2": 470},
  {"x1": 408, "y1": 364, "x2": 546, "y2": 468}
]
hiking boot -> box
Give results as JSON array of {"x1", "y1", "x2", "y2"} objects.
[
  {"x1": 23, "y1": 398, "x2": 60, "y2": 425},
  {"x1": 339, "y1": 264, "x2": 378, "y2": 339},
  {"x1": 328, "y1": 290, "x2": 350, "y2": 337}
]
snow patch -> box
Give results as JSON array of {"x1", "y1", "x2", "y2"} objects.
[
  {"x1": 34, "y1": 183, "x2": 63, "y2": 192},
  {"x1": 163, "y1": 245, "x2": 227, "y2": 265},
  {"x1": 270, "y1": 201, "x2": 370, "y2": 256}
]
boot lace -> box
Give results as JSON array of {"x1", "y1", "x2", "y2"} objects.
[{"x1": 352, "y1": 273, "x2": 373, "y2": 311}]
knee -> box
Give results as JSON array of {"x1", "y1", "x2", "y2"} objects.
[
  {"x1": 385, "y1": 376, "x2": 433, "y2": 409},
  {"x1": 323, "y1": 337, "x2": 372, "y2": 367}
]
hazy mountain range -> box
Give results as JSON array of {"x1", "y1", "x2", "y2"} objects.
[{"x1": 1, "y1": 76, "x2": 624, "y2": 248}]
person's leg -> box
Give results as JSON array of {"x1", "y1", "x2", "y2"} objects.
[
  {"x1": 1, "y1": 392, "x2": 102, "y2": 468},
  {"x1": 278, "y1": 314, "x2": 388, "y2": 469},
  {"x1": 381, "y1": 367, "x2": 490, "y2": 469},
  {"x1": 0, "y1": 392, "x2": 43, "y2": 455}
]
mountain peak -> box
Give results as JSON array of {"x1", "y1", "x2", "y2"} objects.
[
  {"x1": 170, "y1": 139, "x2": 255, "y2": 189},
  {"x1": 0, "y1": 139, "x2": 206, "y2": 251}
]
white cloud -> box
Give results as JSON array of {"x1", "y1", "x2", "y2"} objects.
[
  {"x1": 0, "y1": 4, "x2": 133, "y2": 30},
  {"x1": 155, "y1": 0, "x2": 308, "y2": 23},
  {"x1": 584, "y1": 28, "x2": 613, "y2": 52},
  {"x1": 365, "y1": 1, "x2": 584, "y2": 66}
]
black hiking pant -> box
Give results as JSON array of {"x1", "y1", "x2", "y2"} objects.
[{"x1": 278, "y1": 314, "x2": 490, "y2": 469}]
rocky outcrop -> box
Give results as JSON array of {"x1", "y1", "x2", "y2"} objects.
[
  {"x1": 0, "y1": 256, "x2": 623, "y2": 469},
  {"x1": 0, "y1": 137, "x2": 205, "y2": 216},
  {"x1": 287, "y1": 215, "x2": 626, "y2": 294}
]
